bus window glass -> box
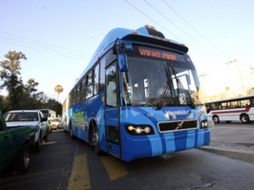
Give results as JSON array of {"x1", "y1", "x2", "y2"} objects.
[
  {"x1": 94, "y1": 64, "x2": 99, "y2": 95},
  {"x1": 100, "y1": 58, "x2": 106, "y2": 91},
  {"x1": 81, "y1": 76, "x2": 87, "y2": 101},
  {"x1": 251, "y1": 98, "x2": 254, "y2": 106},
  {"x1": 86, "y1": 70, "x2": 93, "y2": 99},
  {"x1": 106, "y1": 63, "x2": 117, "y2": 107}
]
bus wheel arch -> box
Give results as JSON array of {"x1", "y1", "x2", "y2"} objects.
[
  {"x1": 213, "y1": 115, "x2": 220, "y2": 123},
  {"x1": 240, "y1": 114, "x2": 250, "y2": 124}
]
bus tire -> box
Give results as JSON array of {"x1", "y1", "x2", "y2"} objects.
[
  {"x1": 213, "y1": 115, "x2": 220, "y2": 123},
  {"x1": 69, "y1": 123, "x2": 74, "y2": 138},
  {"x1": 240, "y1": 114, "x2": 250, "y2": 124},
  {"x1": 90, "y1": 121, "x2": 102, "y2": 155}
]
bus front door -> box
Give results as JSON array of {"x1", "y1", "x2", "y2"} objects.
[{"x1": 105, "y1": 62, "x2": 121, "y2": 158}]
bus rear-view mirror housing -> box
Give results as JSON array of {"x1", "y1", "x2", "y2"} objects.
[{"x1": 114, "y1": 41, "x2": 133, "y2": 72}]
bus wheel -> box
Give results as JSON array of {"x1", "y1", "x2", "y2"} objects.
[
  {"x1": 91, "y1": 123, "x2": 102, "y2": 155},
  {"x1": 69, "y1": 123, "x2": 74, "y2": 138},
  {"x1": 213, "y1": 115, "x2": 220, "y2": 123},
  {"x1": 240, "y1": 114, "x2": 250, "y2": 124}
]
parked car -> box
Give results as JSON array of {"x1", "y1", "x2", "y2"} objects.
[
  {"x1": 5, "y1": 110, "x2": 49, "y2": 152},
  {"x1": 0, "y1": 111, "x2": 35, "y2": 173},
  {"x1": 48, "y1": 118, "x2": 60, "y2": 132}
]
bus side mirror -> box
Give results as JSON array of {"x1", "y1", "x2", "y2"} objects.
[
  {"x1": 114, "y1": 41, "x2": 132, "y2": 72},
  {"x1": 118, "y1": 54, "x2": 128, "y2": 72}
]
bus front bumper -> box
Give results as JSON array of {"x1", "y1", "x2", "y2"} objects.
[{"x1": 121, "y1": 129, "x2": 210, "y2": 161}]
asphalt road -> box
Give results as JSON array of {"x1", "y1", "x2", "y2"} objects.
[{"x1": 1, "y1": 126, "x2": 254, "y2": 190}]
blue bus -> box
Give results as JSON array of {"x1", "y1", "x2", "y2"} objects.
[{"x1": 66, "y1": 25, "x2": 210, "y2": 161}]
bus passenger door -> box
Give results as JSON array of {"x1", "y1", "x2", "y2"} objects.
[{"x1": 105, "y1": 62, "x2": 121, "y2": 158}]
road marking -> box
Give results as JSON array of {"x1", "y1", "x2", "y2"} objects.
[
  {"x1": 100, "y1": 156, "x2": 128, "y2": 181},
  {"x1": 67, "y1": 154, "x2": 91, "y2": 190}
]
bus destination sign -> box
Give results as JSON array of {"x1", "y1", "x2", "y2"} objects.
[{"x1": 138, "y1": 47, "x2": 177, "y2": 61}]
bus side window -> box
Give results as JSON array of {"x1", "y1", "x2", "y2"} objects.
[
  {"x1": 251, "y1": 98, "x2": 254, "y2": 106},
  {"x1": 106, "y1": 62, "x2": 117, "y2": 107},
  {"x1": 100, "y1": 58, "x2": 106, "y2": 91},
  {"x1": 94, "y1": 64, "x2": 99, "y2": 95},
  {"x1": 86, "y1": 70, "x2": 94, "y2": 99},
  {"x1": 81, "y1": 76, "x2": 87, "y2": 102},
  {"x1": 76, "y1": 82, "x2": 81, "y2": 103}
]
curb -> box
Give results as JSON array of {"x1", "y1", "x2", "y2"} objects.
[{"x1": 200, "y1": 147, "x2": 254, "y2": 165}]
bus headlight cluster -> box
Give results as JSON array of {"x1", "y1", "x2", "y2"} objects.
[
  {"x1": 201, "y1": 120, "x2": 208, "y2": 128},
  {"x1": 126, "y1": 125, "x2": 154, "y2": 135}
]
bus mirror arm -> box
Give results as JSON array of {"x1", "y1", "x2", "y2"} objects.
[
  {"x1": 114, "y1": 40, "x2": 131, "y2": 72},
  {"x1": 118, "y1": 54, "x2": 128, "y2": 72}
]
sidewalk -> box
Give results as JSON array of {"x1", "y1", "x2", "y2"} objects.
[{"x1": 200, "y1": 124, "x2": 254, "y2": 164}]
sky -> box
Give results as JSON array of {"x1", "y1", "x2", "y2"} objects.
[{"x1": 0, "y1": 0, "x2": 254, "y2": 102}]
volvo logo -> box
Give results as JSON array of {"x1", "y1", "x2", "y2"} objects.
[{"x1": 164, "y1": 110, "x2": 189, "y2": 120}]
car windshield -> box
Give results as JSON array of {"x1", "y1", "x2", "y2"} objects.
[
  {"x1": 40, "y1": 110, "x2": 49, "y2": 118},
  {"x1": 6, "y1": 112, "x2": 39, "y2": 122},
  {"x1": 122, "y1": 47, "x2": 202, "y2": 107}
]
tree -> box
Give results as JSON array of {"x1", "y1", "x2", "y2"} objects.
[
  {"x1": 0, "y1": 51, "x2": 27, "y2": 109},
  {"x1": 0, "y1": 95, "x2": 8, "y2": 113},
  {"x1": 54, "y1": 84, "x2": 63, "y2": 101}
]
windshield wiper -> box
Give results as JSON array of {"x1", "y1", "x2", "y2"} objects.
[
  {"x1": 171, "y1": 67, "x2": 196, "y2": 109},
  {"x1": 154, "y1": 63, "x2": 179, "y2": 109}
]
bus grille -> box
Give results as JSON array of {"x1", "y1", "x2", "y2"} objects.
[{"x1": 158, "y1": 120, "x2": 197, "y2": 133}]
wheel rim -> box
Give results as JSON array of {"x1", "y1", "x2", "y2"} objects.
[
  {"x1": 24, "y1": 150, "x2": 30, "y2": 169},
  {"x1": 93, "y1": 131, "x2": 99, "y2": 146},
  {"x1": 213, "y1": 117, "x2": 218, "y2": 123},
  {"x1": 241, "y1": 115, "x2": 248, "y2": 123}
]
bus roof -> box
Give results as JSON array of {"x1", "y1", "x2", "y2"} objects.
[
  {"x1": 73, "y1": 26, "x2": 188, "y2": 90},
  {"x1": 205, "y1": 95, "x2": 254, "y2": 104}
]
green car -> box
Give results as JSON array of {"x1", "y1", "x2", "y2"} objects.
[{"x1": 0, "y1": 111, "x2": 35, "y2": 173}]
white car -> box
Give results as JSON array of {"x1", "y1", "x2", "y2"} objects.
[
  {"x1": 48, "y1": 118, "x2": 60, "y2": 132},
  {"x1": 5, "y1": 110, "x2": 49, "y2": 152}
]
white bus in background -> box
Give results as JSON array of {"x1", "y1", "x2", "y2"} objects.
[
  {"x1": 40, "y1": 109, "x2": 56, "y2": 120},
  {"x1": 62, "y1": 97, "x2": 69, "y2": 132},
  {"x1": 205, "y1": 95, "x2": 254, "y2": 124}
]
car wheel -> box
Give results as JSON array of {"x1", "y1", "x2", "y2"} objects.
[
  {"x1": 213, "y1": 115, "x2": 220, "y2": 123},
  {"x1": 14, "y1": 143, "x2": 30, "y2": 173},
  {"x1": 240, "y1": 114, "x2": 250, "y2": 124},
  {"x1": 43, "y1": 135, "x2": 48, "y2": 142},
  {"x1": 35, "y1": 136, "x2": 42, "y2": 153}
]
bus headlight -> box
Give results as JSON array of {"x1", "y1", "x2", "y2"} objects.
[
  {"x1": 126, "y1": 125, "x2": 154, "y2": 135},
  {"x1": 201, "y1": 120, "x2": 208, "y2": 128}
]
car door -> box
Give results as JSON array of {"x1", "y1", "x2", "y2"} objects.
[
  {"x1": 0, "y1": 119, "x2": 14, "y2": 170},
  {"x1": 39, "y1": 112, "x2": 47, "y2": 137}
]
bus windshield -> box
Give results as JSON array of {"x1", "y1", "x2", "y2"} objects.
[{"x1": 122, "y1": 48, "x2": 202, "y2": 107}]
